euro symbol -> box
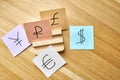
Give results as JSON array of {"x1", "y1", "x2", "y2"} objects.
[
  {"x1": 51, "y1": 12, "x2": 59, "y2": 25},
  {"x1": 76, "y1": 29, "x2": 85, "y2": 44},
  {"x1": 33, "y1": 26, "x2": 42, "y2": 39},
  {"x1": 42, "y1": 54, "x2": 56, "y2": 70},
  {"x1": 8, "y1": 31, "x2": 22, "y2": 46}
]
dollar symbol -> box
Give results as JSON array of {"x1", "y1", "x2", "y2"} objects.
[
  {"x1": 76, "y1": 29, "x2": 85, "y2": 44},
  {"x1": 42, "y1": 54, "x2": 56, "y2": 70},
  {"x1": 51, "y1": 12, "x2": 59, "y2": 25},
  {"x1": 33, "y1": 26, "x2": 42, "y2": 39}
]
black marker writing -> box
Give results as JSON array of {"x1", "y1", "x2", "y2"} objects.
[
  {"x1": 42, "y1": 54, "x2": 56, "y2": 70},
  {"x1": 8, "y1": 31, "x2": 22, "y2": 46},
  {"x1": 51, "y1": 12, "x2": 59, "y2": 25},
  {"x1": 76, "y1": 29, "x2": 85, "y2": 44},
  {"x1": 33, "y1": 26, "x2": 42, "y2": 39}
]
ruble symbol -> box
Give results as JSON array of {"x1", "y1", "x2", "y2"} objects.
[
  {"x1": 76, "y1": 29, "x2": 85, "y2": 44},
  {"x1": 51, "y1": 12, "x2": 59, "y2": 25},
  {"x1": 33, "y1": 26, "x2": 42, "y2": 39},
  {"x1": 42, "y1": 54, "x2": 56, "y2": 70}
]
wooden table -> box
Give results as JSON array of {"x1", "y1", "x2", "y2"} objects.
[{"x1": 0, "y1": 0, "x2": 120, "y2": 80}]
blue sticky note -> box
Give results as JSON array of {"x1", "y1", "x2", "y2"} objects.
[{"x1": 70, "y1": 26, "x2": 94, "y2": 50}]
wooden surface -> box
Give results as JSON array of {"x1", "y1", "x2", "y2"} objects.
[{"x1": 0, "y1": 0, "x2": 120, "y2": 80}]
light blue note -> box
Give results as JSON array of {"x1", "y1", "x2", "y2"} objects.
[{"x1": 70, "y1": 26, "x2": 94, "y2": 50}]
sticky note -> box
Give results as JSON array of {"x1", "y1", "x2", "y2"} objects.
[
  {"x1": 40, "y1": 8, "x2": 67, "y2": 30},
  {"x1": 32, "y1": 46, "x2": 66, "y2": 77},
  {"x1": 70, "y1": 26, "x2": 94, "y2": 49},
  {"x1": 23, "y1": 20, "x2": 52, "y2": 43},
  {"x1": 2, "y1": 25, "x2": 31, "y2": 57}
]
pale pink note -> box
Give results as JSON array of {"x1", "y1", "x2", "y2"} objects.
[
  {"x1": 2, "y1": 25, "x2": 31, "y2": 57},
  {"x1": 23, "y1": 20, "x2": 52, "y2": 43}
]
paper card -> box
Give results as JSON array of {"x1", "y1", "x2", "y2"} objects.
[
  {"x1": 23, "y1": 20, "x2": 52, "y2": 43},
  {"x1": 40, "y1": 8, "x2": 67, "y2": 30},
  {"x1": 32, "y1": 46, "x2": 66, "y2": 77},
  {"x1": 2, "y1": 25, "x2": 31, "y2": 57},
  {"x1": 70, "y1": 26, "x2": 94, "y2": 49}
]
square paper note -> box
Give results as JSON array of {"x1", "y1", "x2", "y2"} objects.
[
  {"x1": 40, "y1": 8, "x2": 67, "y2": 30},
  {"x1": 2, "y1": 25, "x2": 31, "y2": 57},
  {"x1": 32, "y1": 46, "x2": 66, "y2": 77},
  {"x1": 23, "y1": 20, "x2": 52, "y2": 43},
  {"x1": 70, "y1": 26, "x2": 94, "y2": 49}
]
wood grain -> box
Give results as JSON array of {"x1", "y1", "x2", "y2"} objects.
[{"x1": 0, "y1": 0, "x2": 120, "y2": 80}]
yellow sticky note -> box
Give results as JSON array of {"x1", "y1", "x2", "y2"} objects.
[{"x1": 40, "y1": 8, "x2": 68, "y2": 30}]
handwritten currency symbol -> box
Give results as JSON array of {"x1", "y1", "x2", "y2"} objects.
[
  {"x1": 42, "y1": 54, "x2": 56, "y2": 70},
  {"x1": 51, "y1": 12, "x2": 59, "y2": 25},
  {"x1": 8, "y1": 31, "x2": 22, "y2": 46},
  {"x1": 76, "y1": 29, "x2": 85, "y2": 44},
  {"x1": 33, "y1": 26, "x2": 42, "y2": 39}
]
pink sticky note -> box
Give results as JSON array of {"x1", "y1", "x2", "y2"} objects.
[
  {"x1": 23, "y1": 20, "x2": 52, "y2": 43},
  {"x1": 2, "y1": 25, "x2": 31, "y2": 57}
]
